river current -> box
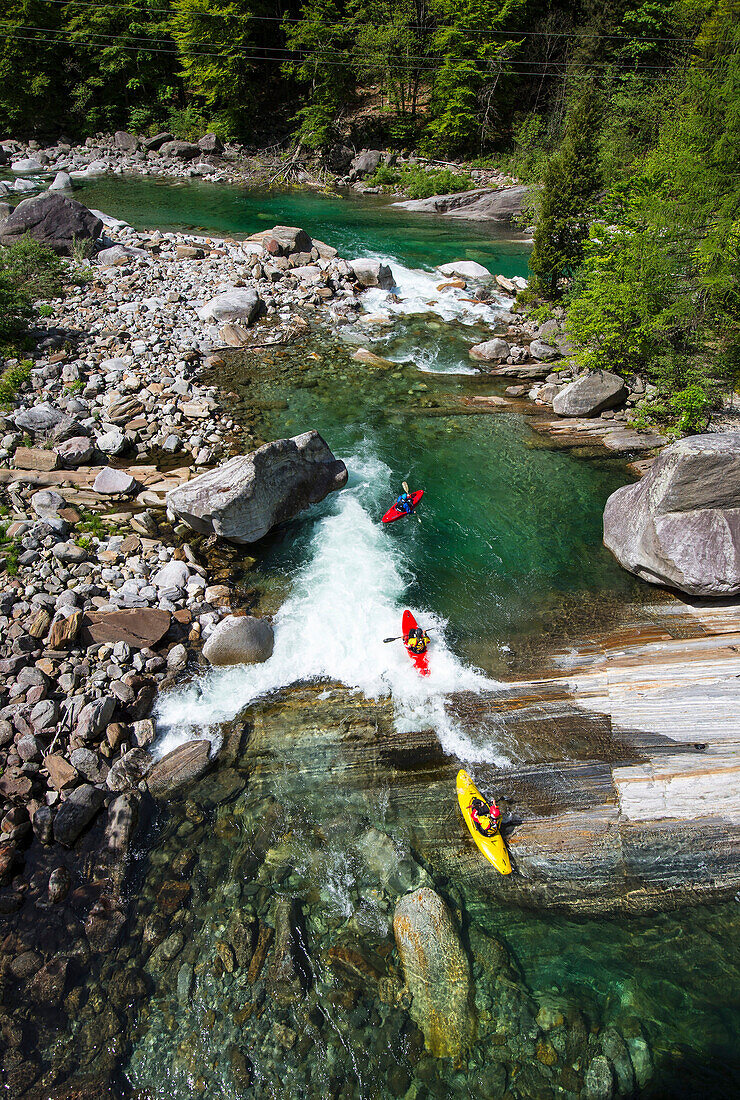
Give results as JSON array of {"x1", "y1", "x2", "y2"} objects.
[{"x1": 52, "y1": 178, "x2": 740, "y2": 1098}]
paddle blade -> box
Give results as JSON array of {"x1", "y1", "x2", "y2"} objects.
[{"x1": 402, "y1": 481, "x2": 410, "y2": 494}]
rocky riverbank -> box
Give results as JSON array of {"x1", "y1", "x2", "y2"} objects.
[{"x1": 1, "y1": 133, "x2": 515, "y2": 200}]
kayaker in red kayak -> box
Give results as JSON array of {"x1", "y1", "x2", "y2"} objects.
[
  {"x1": 395, "y1": 491, "x2": 414, "y2": 515},
  {"x1": 404, "y1": 625, "x2": 430, "y2": 654}
]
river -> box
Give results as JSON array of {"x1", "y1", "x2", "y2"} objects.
[{"x1": 45, "y1": 178, "x2": 740, "y2": 1098}]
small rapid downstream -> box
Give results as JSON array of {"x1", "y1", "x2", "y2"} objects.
[{"x1": 32, "y1": 178, "x2": 739, "y2": 1099}]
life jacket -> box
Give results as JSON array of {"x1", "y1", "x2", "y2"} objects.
[{"x1": 406, "y1": 627, "x2": 429, "y2": 653}]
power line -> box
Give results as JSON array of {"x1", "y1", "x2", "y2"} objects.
[
  {"x1": 0, "y1": 29, "x2": 680, "y2": 83},
  {"x1": 0, "y1": 20, "x2": 686, "y2": 73},
  {"x1": 24, "y1": 0, "x2": 696, "y2": 44}
]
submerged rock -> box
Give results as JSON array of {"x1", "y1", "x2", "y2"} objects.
[
  {"x1": 166, "y1": 430, "x2": 348, "y2": 544},
  {"x1": 202, "y1": 614, "x2": 274, "y2": 665},
  {"x1": 603, "y1": 433, "x2": 740, "y2": 595},
  {"x1": 267, "y1": 897, "x2": 309, "y2": 1006},
  {"x1": 393, "y1": 887, "x2": 475, "y2": 1059}
]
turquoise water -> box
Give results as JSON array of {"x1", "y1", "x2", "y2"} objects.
[{"x1": 73, "y1": 175, "x2": 531, "y2": 276}]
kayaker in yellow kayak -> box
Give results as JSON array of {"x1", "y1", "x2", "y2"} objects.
[{"x1": 469, "y1": 796, "x2": 501, "y2": 836}]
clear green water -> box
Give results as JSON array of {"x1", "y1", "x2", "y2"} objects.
[
  {"x1": 17, "y1": 178, "x2": 737, "y2": 1099},
  {"x1": 74, "y1": 175, "x2": 531, "y2": 276}
]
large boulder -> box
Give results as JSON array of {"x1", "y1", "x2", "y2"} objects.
[
  {"x1": 198, "y1": 132, "x2": 223, "y2": 155},
  {"x1": 202, "y1": 615, "x2": 274, "y2": 666},
  {"x1": 603, "y1": 433, "x2": 740, "y2": 596},
  {"x1": 553, "y1": 370, "x2": 627, "y2": 417},
  {"x1": 264, "y1": 225, "x2": 312, "y2": 255},
  {"x1": 394, "y1": 184, "x2": 530, "y2": 223},
  {"x1": 114, "y1": 131, "x2": 139, "y2": 152},
  {"x1": 197, "y1": 287, "x2": 261, "y2": 325},
  {"x1": 158, "y1": 140, "x2": 200, "y2": 160},
  {"x1": 393, "y1": 887, "x2": 475, "y2": 1059},
  {"x1": 437, "y1": 260, "x2": 490, "y2": 280},
  {"x1": 0, "y1": 192, "x2": 102, "y2": 255},
  {"x1": 349, "y1": 259, "x2": 395, "y2": 289},
  {"x1": 53, "y1": 784, "x2": 106, "y2": 846},
  {"x1": 143, "y1": 131, "x2": 174, "y2": 151},
  {"x1": 349, "y1": 150, "x2": 382, "y2": 179},
  {"x1": 469, "y1": 338, "x2": 510, "y2": 363},
  {"x1": 166, "y1": 430, "x2": 348, "y2": 544},
  {"x1": 82, "y1": 607, "x2": 171, "y2": 648}
]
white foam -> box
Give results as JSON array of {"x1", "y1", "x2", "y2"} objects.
[
  {"x1": 360, "y1": 256, "x2": 506, "y2": 325},
  {"x1": 155, "y1": 447, "x2": 506, "y2": 765}
]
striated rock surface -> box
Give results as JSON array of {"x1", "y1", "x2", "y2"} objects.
[
  {"x1": 553, "y1": 370, "x2": 627, "y2": 417},
  {"x1": 146, "y1": 740, "x2": 213, "y2": 799},
  {"x1": 603, "y1": 433, "x2": 740, "y2": 595},
  {"x1": 394, "y1": 184, "x2": 529, "y2": 222},
  {"x1": 202, "y1": 615, "x2": 274, "y2": 665},
  {"x1": 166, "y1": 430, "x2": 347, "y2": 544},
  {"x1": 393, "y1": 887, "x2": 475, "y2": 1059}
]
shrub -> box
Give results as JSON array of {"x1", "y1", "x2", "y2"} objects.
[
  {"x1": 0, "y1": 361, "x2": 32, "y2": 407},
  {"x1": 0, "y1": 237, "x2": 65, "y2": 354}
]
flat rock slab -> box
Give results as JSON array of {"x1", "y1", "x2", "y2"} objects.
[
  {"x1": 394, "y1": 184, "x2": 529, "y2": 222},
  {"x1": 83, "y1": 608, "x2": 171, "y2": 648},
  {"x1": 146, "y1": 740, "x2": 213, "y2": 799}
]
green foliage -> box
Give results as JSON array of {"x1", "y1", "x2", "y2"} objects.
[
  {"x1": 367, "y1": 164, "x2": 474, "y2": 198},
  {"x1": 0, "y1": 237, "x2": 65, "y2": 356},
  {"x1": 529, "y1": 85, "x2": 604, "y2": 297},
  {"x1": 0, "y1": 361, "x2": 32, "y2": 407},
  {"x1": 76, "y1": 510, "x2": 107, "y2": 538}
]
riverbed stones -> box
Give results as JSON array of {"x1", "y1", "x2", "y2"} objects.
[
  {"x1": 603, "y1": 432, "x2": 740, "y2": 595},
  {"x1": 145, "y1": 739, "x2": 212, "y2": 799},
  {"x1": 52, "y1": 783, "x2": 106, "y2": 846},
  {"x1": 0, "y1": 192, "x2": 102, "y2": 254},
  {"x1": 166, "y1": 430, "x2": 348, "y2": 544},
  {"x1": 553, "y1": 370, "x2": 627, "y2": 417},
  {"x1": 393, "y1": 887, "x2": 475, "y2": 1059},
  {"x1": 202, "y1": 614, "x2": 274, "y2": 665}
]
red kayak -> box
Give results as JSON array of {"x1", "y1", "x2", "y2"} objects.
[
  {"x1": 402, "y1": 609, "x2": 430, "y2": 676},
  {"x1": 382, "y1": 490, "x2": 424, "y2": 524}
]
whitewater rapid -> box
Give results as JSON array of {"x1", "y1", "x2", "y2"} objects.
[
  {"x1": 360, "y1": 255, "x2": 506, "y2": 327},
  {"x1": 155, "y1": 449, "x2": 507, "y2": 765}
]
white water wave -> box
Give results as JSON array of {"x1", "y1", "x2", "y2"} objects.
[
  {"x1": 360, "y1": 256, "x2": 507, "y2": 325},
  {"x1": 155, "y1": 448, "x2": 507, "y2": 765}
]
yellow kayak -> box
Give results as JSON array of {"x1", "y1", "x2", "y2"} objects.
[{"x1": 456, "y1": 769, "x2": 512, "y2": 875}]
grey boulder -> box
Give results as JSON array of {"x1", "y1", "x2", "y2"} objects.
[
  {"x1": 349, "y1": 149, "x2": 382, "y2": 179},
  {"x1": 56, "y1": 436, "x2": 94, "y2": 467},
  {"x1": 198, "y1": 133, "x2": 224, "y2": 155},
  {"x1": 159, "y1": 140, "x2": 200, "y2": 160},
  {"x1": 394, "y1": 184, "x2": 530, "y2": 222},
  {"x1": 202, "y1": 615, "x2": 274, "y2": 666},
  {"x1": 349, "y1": 259, "x2": 395, "y2": 289},
  {"x1": 15, "y1": 402, "x2": 63, "y2": 433},
  {"x1": 167, "y1": 430, "x2": 348, "y2": 544},
  {"x1": 603, "y1": 433, "x2": 740, "y2": 596},
  {"x1": 553, "y1": 370, "x2": 627, "y2": 417},
  {"x1": 11, "y1": 158, "x2": 44, "y2": 173},
  {"x1": 197, "y1": 287, "x2": 261, "y2": 325},
  {"x1": 48, "y1": 171, "x2": 72, "y2": 192},
  {"x1": 438, "y1": 260, "x2": 490, "y2": 280},
  {"x1": 93, "y1": 466, "x2": 138, "y2": 495},
  {"x1": 114, "y1": 131, "x2": 139, "y2": 152},
  {"x1": 143, "y1": 131, "x2": 174, "y2": 151},
  {"x1": 529, "y1": 339, "x2": 559, "y2": 361},
  {"x1": 469, "y1": 338, "x2": 510, "y2": 363},
  {"x1": 0, "y1": 192, "x2": 102, "y2": 255}
]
